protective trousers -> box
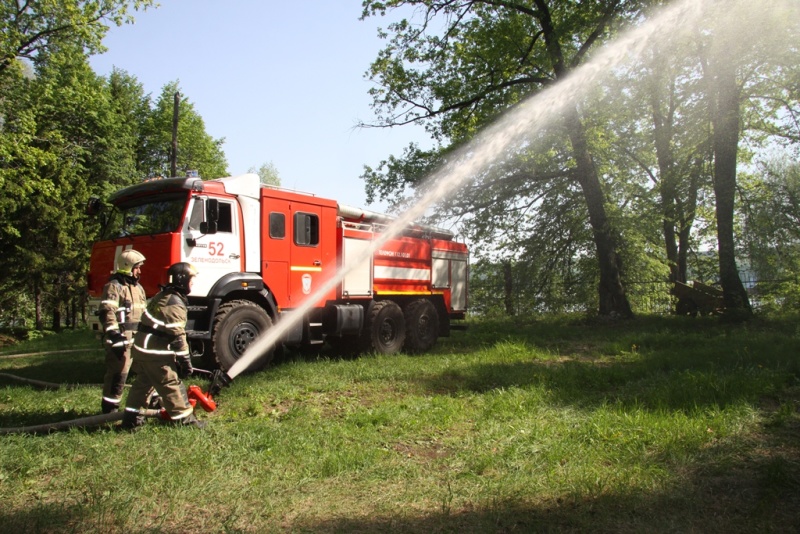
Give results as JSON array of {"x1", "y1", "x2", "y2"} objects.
[
  {"x1": 98, "y1": 274, "x2": 145, "y2": 413},
  {"x1": 124, "y1": 355, "x2": 194, "y2": 421},
  {"x1": 101, "y1": 330, "x2": 133, "y2": 413}
]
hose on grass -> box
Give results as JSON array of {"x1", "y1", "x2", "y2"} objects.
[
  {"x1": 0, "y1": 348, "x2": 103, "y2": 360},
  {"x1": 0, "y1": 408, "x2": 162, "y2": 436},
  {"x1": 0, "y1": 372, "x2": 100, "y2": 390},
  {"x1": 0, "y1": 364, "x2": 218, "y2": 435}
]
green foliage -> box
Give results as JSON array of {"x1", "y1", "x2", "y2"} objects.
[
  {"x1": 470, "y1": 256, "x2": 598, "y2": 317},
  {"x1": 360, "y1": 1, "x2": 654, "y2": 317},
  {"x1": 0, "y1": 3, "x2": 229, "y2": 325},
  {"x1": 0, "y1": 46, "x2": 107, "y2": 326},
  {"x1": 248, "y1": 161, "x2": 281, "y2": 186},
  {"x1": 138, "y1": 81, "x2": 228, "y2": 179},
  {"x1": 360, "y1": 0, "x2": 800, "y2": 317},
  {"x1": 0, "y1": 0, "x2": 156, "y2": 77},
  {"x1": 738, "y1": 158, "x2": 800, "y2": 311},
  {"x1": 101, "y1": 68, "x2": 148, "y2": 188}
]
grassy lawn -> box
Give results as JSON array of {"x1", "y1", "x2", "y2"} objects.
[{"x1": 1, "y1": 314, "x2": 799, "y2": 533}]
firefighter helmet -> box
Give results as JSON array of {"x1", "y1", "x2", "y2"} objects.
[
  {"x1": 117, "y1": 249, "x2": 146, "y2": 275},
  {"x1": 167, "y1": 262, "x2": 199, "y2": 293}
]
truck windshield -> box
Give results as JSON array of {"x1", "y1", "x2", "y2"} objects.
[{"x1": 102, "y1": 196, "x2": 187, "y2": 239}]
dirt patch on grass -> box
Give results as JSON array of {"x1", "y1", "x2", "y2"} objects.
[{"x1": 392, "y1": 439, "x2": 451, "y2": 461}]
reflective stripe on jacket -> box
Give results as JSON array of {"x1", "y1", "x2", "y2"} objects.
[
  {"x1": 98, "y1": 274, "x2": 146, "y2": 335},
  {"x1": 131, "y1": 288, "x2": 189, "y2": 359}
]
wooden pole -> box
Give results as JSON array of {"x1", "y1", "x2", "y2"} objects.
[{"x1": 170, "y1": 91, "x2": 181, "y2": 177}]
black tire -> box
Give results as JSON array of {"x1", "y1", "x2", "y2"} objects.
[
  {"x1": 360, "y1": 300, "x2": 406, "y2": 355},
  {"x1": 212, "y1": 300, "x2": 274, "y2": 373},
  {"x1": 403, "y1": 299, "x2": 439, "y2": 353}
]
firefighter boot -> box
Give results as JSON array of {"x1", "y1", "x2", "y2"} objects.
[
  {"x1": 119, "y1": 410, "x2": 145, "y2": 432},
  {"x1": 178, "y1": 413, "x2": 206, "y2": 429},
  {"x1": 101, "y1": 398, "x2": 120, "y2": 414}
]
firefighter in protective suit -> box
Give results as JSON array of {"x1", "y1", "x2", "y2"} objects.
[
  {"x1": 98, "y1": 249, "x2": 147, "y2": 414},
  {"x1": 121, "y1": 262, "x2": 205, "y2": 430}
]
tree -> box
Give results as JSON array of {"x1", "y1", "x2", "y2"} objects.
[
  {"x1": 103, "y1": 68, "x2": 149, "y2": 187},
  {"x1": 0, "y1": 0, "x2": 155, "y2": 78},
  {"x1": 248, "y1": 161, "x2": 281, "y2": 186},
  {"x1": 740, "y1": 158, "x2": 800, "y2": 310},
  {"x1": 139, "y1": 81, "x2": 228, "y2": 179},
  {"x1": 695, "y1": 1, "x2": 799, "y2": 315},
  {"x1": 0, "y1": 4, "x2": 233, "y2": 328},
  {"x1": 360, "y1": 0, "x2": 640, "y2": 318},
  {"x1": 0, "y1": 44, "x2": 127, "y2": 328},
  {"x1": 594, "y1": 33, "x2": 714, "y2": 314},
  {"x1": 0, "y1": 61, "x2": 53, "y2": 328}
]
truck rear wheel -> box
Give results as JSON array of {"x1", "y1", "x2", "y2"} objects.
[
  {"x1": 403, "y1": 299, "x2": 439, "y2": 353},
  {"x1": 212, "y1": 299, "x2": 274, "y2": 373},
  {"x1": 361, "y1": 300, "x2": 406, "y2": 355}
]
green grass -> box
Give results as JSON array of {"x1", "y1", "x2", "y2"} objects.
[{"x1": 1, "y1": 315, "x2": 799, "y2": 533}]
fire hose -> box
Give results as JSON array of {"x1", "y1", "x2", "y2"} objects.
[
  {"x1": 0, "y1": 372, "x2": 93, "y2": 390},
  {"x1": 0, "y1": 369, "x2": 233, "y2": 436}
]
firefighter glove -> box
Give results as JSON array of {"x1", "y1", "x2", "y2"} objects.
[{"x1": 176, "y1": 354, "x2": 193, "y2": 379}]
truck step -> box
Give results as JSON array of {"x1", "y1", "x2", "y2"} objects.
[
  {"x1": 186, "y1": 329, "x2": 211, "y2": 339},
  {"x1": 307, "y1": 322, "x2": 325, "y2": 344}
]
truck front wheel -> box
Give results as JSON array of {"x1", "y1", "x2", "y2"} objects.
[
  {"x1": 212, "y1": 300, "x2": 274, "y2": 373},
  {"x1": 361, "y1": 300, "x2": 406, "y2": 355},
  {"x1": 403, "y1": 299, "x2": 439, "y2": 353}
]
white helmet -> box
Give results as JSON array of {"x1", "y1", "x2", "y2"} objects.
[{"x1": 117, "y1": 249, "x2": 146, "y2": 275}]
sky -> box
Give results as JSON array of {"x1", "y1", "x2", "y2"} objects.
[{"x1": 89, "y1": 0, "x2": 430, "y2": 211}]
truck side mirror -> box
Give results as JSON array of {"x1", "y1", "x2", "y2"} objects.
[{"x1": 200, "y1": 198, "x2": 219, "y2": 234}]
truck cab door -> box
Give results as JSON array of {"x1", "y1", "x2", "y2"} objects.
[
  {"x1": 182, "y1": 196, "x2": 243, "y2": 296},
  {"x1": 288, "y1": 203, "x2": 337, "y2": 307}
]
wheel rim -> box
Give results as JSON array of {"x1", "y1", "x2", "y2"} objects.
[
  {"x1": 379, "y1": 318, "x2": 397, "y2": 345},
  {"x1": 230, "y1": 321, "x2": 259, "y2": 357},
  {"x1": 417, "y1": 314, "x2": 432, "y2": 338}
]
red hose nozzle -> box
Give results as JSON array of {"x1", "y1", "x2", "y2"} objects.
[{"x1": 187, "y1": 384, "x2": 217, "y2": 412}]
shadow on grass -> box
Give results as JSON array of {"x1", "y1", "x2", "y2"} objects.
[
  {"x1": 418, "y1": 355, "x2": 799, "y2": 413},
  {"x1": 1, "y1": 430, "x2": 797, "y2": 533},
  {"x1": 0, "y1": 501, "x2": 125, "y2": 534},
  {"x1": 296, "y1": 414, "x2": 800, "y2": 533},
  {"x1": 0, "y1": 351, "x2": 103, "y2": 386},
  {"x1": 0, "y1": 352, "x2": 111, "y2": 430},
  {"x1": 291, "y1": 456, "x2": 799, "y2": 534},
  {"x1": 417, "y1": 315, "x2": 800, "y2": 413}
]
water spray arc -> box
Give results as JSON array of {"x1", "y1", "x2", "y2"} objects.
[{"x1": 228, "y1": 0, "x2": 735, "y2": 380}]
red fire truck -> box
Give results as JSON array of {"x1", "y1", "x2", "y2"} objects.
[{"x1": 87, "y1": 174, "x2": 468, "y2": 373}]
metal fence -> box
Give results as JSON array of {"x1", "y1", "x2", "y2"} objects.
[{"x1": 467, "y1": 275, "x2": 797, "y2": 316}]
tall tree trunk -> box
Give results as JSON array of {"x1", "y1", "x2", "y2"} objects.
[
  {"x1": 647, "y1": 61, "x2": 704, "y2": 312},
  {"x1": 503, "y1": 261, "x2": 514, "y2": 316},
  {"x1": 34, "y1": 280, "x2": 43, "y2": 330},
  {"x1": 564, "y1": 106, "x2": 633, "y2": 318},
  {"x1": 647, "y1": 67, "x2": 680, "y2": 285},
  {"x1": 677, "y1": 157, "x2": 703, "y2": 285},
  {"x1": 534, "y1": 0, "x2": 632, "y2": 318},
  {"x1": 709, "y1": 60, "x2": 751, "y2": 314},
  {"x1": 52, "y1": 307, "x2": 61, "y2": 332}
]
